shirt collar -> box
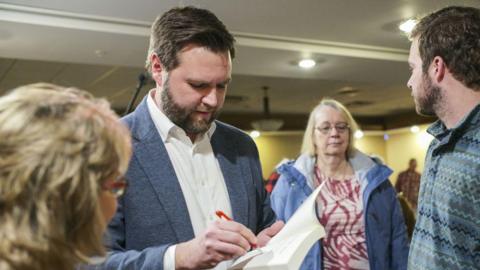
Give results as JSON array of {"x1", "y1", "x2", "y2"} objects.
[
  {"x1": 427, "y1": 102, "x2": 480, "y2": 140},
  {"x1": 146, "y1": 89, "x2": 217, "y2": 143}
]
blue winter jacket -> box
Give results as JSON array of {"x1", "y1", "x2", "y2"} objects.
[{"x1": 271, "y1": 151, "x2": 409, "y2": 270}]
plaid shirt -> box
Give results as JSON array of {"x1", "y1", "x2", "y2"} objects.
[
  {"x1": 264, "y1": 171, "x2": 280, "y2": 194},
  {"x1": 395, "y1": 169, "x2": 421, "y2": 210},
  {"x1": 408, "y1": 104, "x2": 480, "y2": 270}
]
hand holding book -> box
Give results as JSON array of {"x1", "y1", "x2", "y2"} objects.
[{"x1": 229, "y1": 182, "x2": 327, "y2": 270}]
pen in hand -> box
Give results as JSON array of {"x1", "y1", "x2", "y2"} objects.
[
  {"x1": 215, "y1": 210, "x2": 232, "y2": 221},
  {"x1": 215, "y1": 210, "x2": 257, "y2": 249}
]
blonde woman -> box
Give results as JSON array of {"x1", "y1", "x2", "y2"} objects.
[
  {"x1": 0, "y1": 83, "x2": 131, "y2": 270},
  {"x1": 271, "y1": 99, "x2": 408, "y2": 270}
]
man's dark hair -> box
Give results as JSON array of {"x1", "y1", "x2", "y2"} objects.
[
  {"x1": 410, "y1": 6, "x2": 480, "y2": 91},
  {"x1": 146, "y1": 6, "x2": 235, "y2": 72}
]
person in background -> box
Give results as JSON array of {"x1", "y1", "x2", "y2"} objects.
[
  {"x1": 0, "y1": 83, "x2": 131, "y2": 270},
  {"x1": 265, "y1": 158, "x2": 289, "y2": 193},
  {"x1": 395, "y1": 158, "x2": 421, "y2": 211},
  {"x1": 406, "y1": 6, "x2": 480, "y2": 270},
  {"x1": 265, "y1": 170, "x2": 280, "y2": 194},
  {"x1": 271, "y1": 98, "x2": 409, "y2": 270},
  {"x1": 105, "y1": 6, "x2": 283, "y2": 270}
]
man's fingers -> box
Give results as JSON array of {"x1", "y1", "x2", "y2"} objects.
[
  {"x1": 175, "y1": 220, "x2": 263, "y2": 269},
  {"x1": 176, "y1": 233, "x2": 248, "y2": 269},
  {"x1": 208, "y1": 239, "x2": 249, "y2": 258},
  {"x1": 213, "y1": 220, "x2": 258, "y2": 249},
  {"x1": 205, "y1": 226, "x2": 251, "y2": 252}
]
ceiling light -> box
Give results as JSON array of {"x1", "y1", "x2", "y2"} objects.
[
  {"x1": 251, "y1": 119, "x2": 284, "y2": 132},
  {"x1": 399, "y1": 19, "x2": 416, "y2": 33},
  {"x1": 250, "y1": 130, "x2": 260, "y2": 138},
  {"x1": 410, "y1": 125, "x2": 420, "y2": 133},
  {"x1": 94, "y1": 49, "x2": 106, "y2": 57},
  {"x1": 354, "y1": 130, "x2": 364, "y2": 139},
  {"x1": 337, "y1": 86, "x2": 360, "y2": 97},
  {"x1": 251, "y1": 86, "x2": 284, "y2": 132},
  {"x1": 298, "y1": 59, "x2": 316, "y2": 69}
]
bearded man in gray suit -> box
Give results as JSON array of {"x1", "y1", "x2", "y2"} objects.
[{"x1": 104, "y1": 6, "x2": 284, "y2": 270}]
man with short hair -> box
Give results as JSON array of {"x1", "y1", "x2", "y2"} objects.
[
  {"x1": 406, "y1": 6, "x2": 480, "y2": 270},
  {"x1": 105, "y1": 6, "x2": 283, "y2": 270},
  {"x1": 395, "y1": 158, "x2": 421, "y2": 210}
]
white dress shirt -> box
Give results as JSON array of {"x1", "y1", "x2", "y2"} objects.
[{"x1": 146, "y1": 90, "x2": 232, "y2": 270}]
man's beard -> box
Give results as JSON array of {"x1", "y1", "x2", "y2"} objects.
[
  {"x1": 414, "y1": 74, "x2": 443, "y2": 117},
  {"x1": 161, "y1": 77, "x2": 219, "y2": 135}
]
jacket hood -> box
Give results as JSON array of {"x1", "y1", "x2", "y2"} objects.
[{"x1": 278, "y1": 149, "x2": 392, "y2": 190}]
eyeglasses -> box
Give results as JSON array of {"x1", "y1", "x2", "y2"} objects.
[
  {"x1": 102, "y1": 177, "x2": 128, "y2": 197},
  {"x1": 315, "y1": 123, "x2": 350, "y2": 135}
]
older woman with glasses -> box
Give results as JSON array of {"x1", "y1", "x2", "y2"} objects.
[
  {"x1": 0, "y1": 83, "x2": 131, "y2": 270},
  {"x1": 271, "y1": 99, "x2": 408, "y2": 270}
]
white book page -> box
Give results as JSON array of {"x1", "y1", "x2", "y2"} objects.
[{"x1": 230, "y1": 182, "x2": 326, "y2": 270}]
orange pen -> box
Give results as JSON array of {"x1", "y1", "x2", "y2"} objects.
[
  {"x1": 215, "y1": 210, "x2": 257, "y2": 249},
  {"x1": 215, "y1": 210, "x2": 232, "y2": 221}
]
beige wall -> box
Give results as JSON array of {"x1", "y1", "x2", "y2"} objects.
[
  {"x1": 253, "y1": 124, "x2": 433, "y2": 181},
  {"x1": 354, "y1": 135, "x2": 386, "y2": 163},
  {"x1": 253, "y1": 132, "x2": 303, "y2": 179},
  {"x1": 385, "y1": 125, "x2": 433, "y2": 183}
]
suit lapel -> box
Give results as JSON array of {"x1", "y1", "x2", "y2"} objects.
[
  {"x1": 211, "y1": 125, "x2": 249, "y2": 226},
  {"x1": 130, "y1": 99, "x2": 194, "y2": 242}
]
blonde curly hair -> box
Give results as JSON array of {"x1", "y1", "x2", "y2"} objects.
[{"x1": 0, "y1": 83, "x2": 131, "y2": 270}]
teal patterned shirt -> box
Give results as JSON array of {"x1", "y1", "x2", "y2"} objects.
[{"x1": 408, "y1": 104, "x2": 480, "y2": 270}]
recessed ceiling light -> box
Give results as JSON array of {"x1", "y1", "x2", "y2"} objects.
[
  {"x1": 95, "y1": 49, "x2": 106, "y2": 57},
  {"x1": 298, "y1": 59, "x2": 316, "y2": 69},
  {"x1": 410, "y1": 125, "x2": 420, "y2": 133},
  {"x1": 399, "y1": 19, "x2": 416, "y2": 33}
]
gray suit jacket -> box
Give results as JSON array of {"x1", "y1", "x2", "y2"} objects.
[{"x1": 104, "y1": 98, "x2": 276, "y2": 269}]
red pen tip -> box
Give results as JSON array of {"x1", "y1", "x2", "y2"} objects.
[{"x1": 215, "y1": 210, "x2": 232, "y2": 221}]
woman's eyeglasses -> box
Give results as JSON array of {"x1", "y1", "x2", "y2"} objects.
[
  {"x1": 315, "y1": 123, "x2": 350, "y2": 135},
  {"x1": 102, "y1": 177, "x2": 127, "y2": 197}
]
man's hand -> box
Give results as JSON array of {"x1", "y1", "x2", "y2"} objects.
[
  {"x1": 257, "y1": 220, "x2": 285, "y2": 247},
  {"x1": 175, "y1": 220, "x2": 257, "y2": 269}
]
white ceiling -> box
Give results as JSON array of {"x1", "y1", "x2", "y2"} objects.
[{"x1": 1, "y1": 0, "x2": 477, "y2": 130}]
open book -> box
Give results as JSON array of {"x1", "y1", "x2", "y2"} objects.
[{"x1": 229, "y1": 182, "x2": 326, "y2": 270}]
